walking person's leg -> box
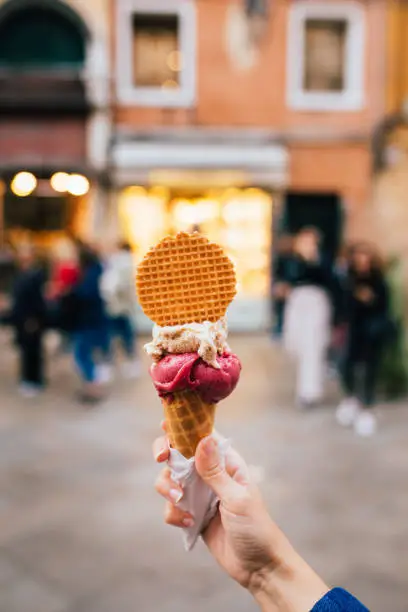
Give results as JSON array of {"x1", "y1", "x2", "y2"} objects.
[
  {"x1": 117, "y1": 315, "x2": 141, "y2": 378},
  {"x1": 19, "y1": 336, "x2": 43, "y2": 397},
  {"x1": 297, "y1": 346, "x2": 326, "y2": 407},
  {"x1": 29, "y1": 334, "x2": 45, "y2": 389},
  {"x1": 19, "y1": 340, "x2": 31, "y2": 394},
  {"x1": 273, "y1": 300, "x2": 285, "y2": 339},
  {"x1": 354, "y1": 340, "x2": 382, "y2": 437},
  {"x1": 336, "y1": 333, "x2": 361, "y2": 427},
  {"x1": 73, "y1": 331, "x2": 103, "y2": 403},
  {"x1": 95, "y1": 320, "x2": 114, "y2": 383}
]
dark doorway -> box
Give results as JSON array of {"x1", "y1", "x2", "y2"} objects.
[{"x1": 282, "y1": 192, "x2": 343, "y2": 263}]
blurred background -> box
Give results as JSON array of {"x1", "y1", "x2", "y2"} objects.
[{"x1": 0, "y1": 0, "x2": 407, "y2": 610}]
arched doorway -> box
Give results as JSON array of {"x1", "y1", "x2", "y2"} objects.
[
  {"x1": 0, "y1": 0, "x2": 94, "y2": 249},
  {"x1": 0, "y1": 0, "x2": 88, "y2": 69}
]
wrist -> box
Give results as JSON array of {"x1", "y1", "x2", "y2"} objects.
[{"x1": 249, "y1": 545, "x2": 328, "y2": 612}]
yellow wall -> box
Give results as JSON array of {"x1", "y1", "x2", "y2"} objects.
[{"x1": 386, "y1": 0, "x2": 408, "y2": 113}]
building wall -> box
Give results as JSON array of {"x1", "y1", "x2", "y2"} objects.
[
  {"x1": 385, "y1": 0, "x2": 408, "y2": 114},
  {"x1": 112, "y1": 0, "x2": 386, "y2": 230},
  {"x1": 114, "y1": 0, "x2": 386, "y2": 132},
  {"x1": 289, "y1": 143, "x2": 371, "y2": 230}
]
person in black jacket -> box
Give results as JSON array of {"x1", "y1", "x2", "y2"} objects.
[
  {"x1": 336, "y1": 242, "x2": 391, "y2": 437},
  {"x1": 272, "y1": 234, "x2": 293, "y2": 338},
  {"x1": 5, "y1": 245, "x2": 47, "y2": 396}
]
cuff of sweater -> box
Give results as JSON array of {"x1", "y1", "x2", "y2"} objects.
[{"x1": 311, "y1": 588, "x2": 369, "y2": 612}]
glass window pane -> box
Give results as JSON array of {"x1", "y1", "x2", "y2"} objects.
[
  {"x1": 132, "y1": 13, "x2": 180, "y2": 88},
  {"x1": 304, "y1": 19, "x2": 347, "y2": 92}
]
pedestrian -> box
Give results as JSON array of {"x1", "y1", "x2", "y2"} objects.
[
  {"x1": 47, "y1": 237, "x2": 80, "y2": 351},
  {"x1": 283, "y1": 227, "x2": 334, "y2": 408},
  {"x1": 336, "y1": 242, "x2": 392, "y2": 437},
  {"x1": 68, "y1": 245, "x2": 110, "y2": 403},
  {"x1": 153, "y1": 432, "x2": 369, "y2": 612},
  {"x1": 272, "y1": 234, "x2": 293, "y2": 339},
  {"x1": 1, "y1": 244, "x2": 47, "y2": 397},
  {"x1": 327, "y1": 245, "x2": 350, "y2": 376},
  {"x1": 101, "y1": 241, "x2": 141, "y2": 379},
  {"x1": 48, "y1": 237, "x2": 80, "y2": 300}
]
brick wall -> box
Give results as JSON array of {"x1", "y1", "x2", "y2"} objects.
[
  {"x1": 114, "y1": 0, "x2": 386, "y2": 131},
  {"x1": 289, "y1": 143, "x2": 371, "y2": 210},
  {"x1": 0, "y1": 118, "x2": 86, "y2": 167}
]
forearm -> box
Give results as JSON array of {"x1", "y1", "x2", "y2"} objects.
[{"x1": 250, "y1": 544, "x2": 328, "y2": 612}]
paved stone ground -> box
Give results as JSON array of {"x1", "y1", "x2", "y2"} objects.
[{"x1": 0, "y1": 332, "x2": 407, "y2": 612}]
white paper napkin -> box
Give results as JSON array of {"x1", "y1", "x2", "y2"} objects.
[{"x1": 168, "y1": 436, "x2": 230, "y2": 551}]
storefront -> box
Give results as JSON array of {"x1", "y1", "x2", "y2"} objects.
[
  {"x1": 0, "y1": 0, "x2": 110, "y2": 250},
  {"x1": 0, "y1": 168, "x2": 92, "y2": 248},
  {"x1": 112, "y1": 133, "x2": 288, "y2": 331}
]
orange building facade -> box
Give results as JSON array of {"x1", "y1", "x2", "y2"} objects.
[
  {"x1": 108, "y1": 0, "x2": 386, "y2": 329},
  {"x1": 0, "y1": 0, "x2": 388, "y2": 329}
]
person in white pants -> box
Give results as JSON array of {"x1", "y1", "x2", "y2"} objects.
[
  {"x1": 284, "y1": 285, "x2": 331, "y2": 406},
  {"x1": 283, "y1": 227, "x2": 333, "y2": 408}
]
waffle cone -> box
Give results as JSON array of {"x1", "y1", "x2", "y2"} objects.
[
  {"x1": 136, "y1": 232, "x2": 236, "y2": 327},
  {"x1": 162, "y1": 390, "x2": 216, "y2": 459}
]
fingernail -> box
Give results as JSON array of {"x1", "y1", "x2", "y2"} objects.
[
  {"x1": 155, "y1": 449, "x2": 167, "y2": 462},
  {"x1": 182, "y1": 517, "x2": 194, "y2": 528},
  {"x1": 203, "y1": 436, "x2": 217, "y2": 457},
  {"x1": 169, "y1": 489, "x2": 183, "y2": 504}
]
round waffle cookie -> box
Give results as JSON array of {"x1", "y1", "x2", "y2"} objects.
[{"x1": 136, "y1": 232, "x2": 236, "y2": 326}]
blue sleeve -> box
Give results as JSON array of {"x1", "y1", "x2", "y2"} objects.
[{"x1": 312, "y1": 589, "x2": 369, "y2": 612}]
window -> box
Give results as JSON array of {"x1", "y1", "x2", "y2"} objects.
[
  {"x1": 116, "y1": 0, "x2": 196, "y2": 107},
  {"x1": 304, "y1": 19, "x2": 347, "y2": 92},
  {"x1": 287, "y1": 2, "x2": 365, "y2": 111},
  {"x1": 133, "y1": 14, "x2": 180, "y2": 89}
]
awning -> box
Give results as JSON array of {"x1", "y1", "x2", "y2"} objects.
[{"x1": 111, "y1": 131, "x2": 289, "y2": 188}]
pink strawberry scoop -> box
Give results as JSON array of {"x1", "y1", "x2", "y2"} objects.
[{"x1": 150, "y1": 352, "x2": 241, "y2": 404}]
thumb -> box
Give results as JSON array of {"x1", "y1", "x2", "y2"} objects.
[{"x1": 196, "y1": 436, "x2": 242, "y2": 501}]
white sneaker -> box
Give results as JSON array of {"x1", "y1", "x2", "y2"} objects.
[
  {"x1": 336, "y1": 397, "x2": 360, "y2": 427},
  {"x1": 96, "y1": 364, "x2": 113, "y2": 384},
  {"x1": 18, "y1": 383, "x2": 41, "y2": 399},
  {"x1": 121, "y1": 360, "x2": 142, "y2": 380},
  {"x1": 354, "y1": 411, "x2": 377, "y2": 438}
]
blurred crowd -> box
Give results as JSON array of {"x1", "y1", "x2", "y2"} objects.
[
  {"x1": 0, "y1": 228, "x2": 407, "y2": 433},
  {"x1": 273, "y1": 227, "x2": 408, "y2": 437},
  {"x1": 0, "y1": 238, "x2": 140, "y2": 404}
]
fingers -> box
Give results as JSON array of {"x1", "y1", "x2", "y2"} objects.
[
  {"x1": 164, "y1": 502, "x2": 194, "y2": 528},
  {"x1": 155, "y1": 467, "x2": 183, "y2": 505},
  {"x1": 195, "y1": 436, "x2": 243, "y2": 501},
  {"x1": 155, "y1": 468, "x2": 194, "y2": 528},
  {"x1": 225, "y1": 447, "x2": 250, "y2": 486},
  {"x1": 152, "y1": 435, "x2": 169, "y2": 463}
]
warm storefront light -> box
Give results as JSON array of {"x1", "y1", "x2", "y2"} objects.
[
  {"x1": 67, "y1": 174, "x2": 90, "y2": 197},
  {"x1": 118, "y1": 186, "x2": 272, "y2": 300},
  {"x1": 50, "y1": 172, "x2": 70, "y2": 193},
  {"x1": 11, "y1": 172, "x2": 37, "y2": 197}
]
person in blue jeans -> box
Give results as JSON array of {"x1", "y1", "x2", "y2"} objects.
[
  {"x1": 153, "y1": 433, "x2": 368, "y2": 612},
  {"x1": 68, "y1": 246, "x2": 110, "y2": 403}
]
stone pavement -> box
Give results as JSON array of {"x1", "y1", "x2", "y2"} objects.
[{"x1": 0, "y1": 332, "x2": 407, "y2": 612}]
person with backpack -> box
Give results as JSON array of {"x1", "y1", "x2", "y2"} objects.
[{"x1": 101, "y1": 242, "x2": 141, "y2": 379}]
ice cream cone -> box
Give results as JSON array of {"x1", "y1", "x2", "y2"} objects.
[{"x1": 162, "y1": 390, "x2": 216, "y2": 459}]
